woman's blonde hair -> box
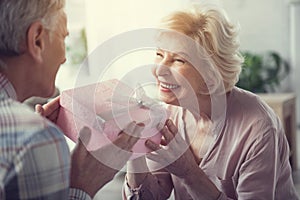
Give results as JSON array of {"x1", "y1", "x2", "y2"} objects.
[{"x1": 159, "y1": 4, "x2": 244, "y2": 92}]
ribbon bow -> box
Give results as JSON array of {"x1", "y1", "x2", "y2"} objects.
[{"x1": 96, "y1": 83, "x2": 166, "y2": 130}]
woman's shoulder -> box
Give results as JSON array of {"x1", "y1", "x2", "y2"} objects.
[{"x1": 228, "y1": 87, "x2": 278, "y2": 124}]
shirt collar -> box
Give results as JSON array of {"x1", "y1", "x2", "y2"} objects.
[{"x1": 0, "y1": 72, "x2": 18, "y2": 100}]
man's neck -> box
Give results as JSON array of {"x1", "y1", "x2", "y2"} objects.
[{"x1": 0, "y1": 55, "x2": 36, "y2": 102}]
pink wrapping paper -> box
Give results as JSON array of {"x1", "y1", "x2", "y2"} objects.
[{"x1": 57, "y1": 79, "x2": 169, "y2": 158}]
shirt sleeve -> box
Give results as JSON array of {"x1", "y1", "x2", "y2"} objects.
[
  {"x1": 69, "y1": 188, "x2": 92, "y2": 200},
  {"x1": 122, "y1": 171, "x2": 173, "y2": 200},
  {"x1": 6, "y1": 125, "x2": 72, "y2": 199},
  {"x1": 235, "y1": 121, "x2": 292, "y2": 199},
  {"x1": 216, "y1": 192, "x2": 234, "y2": 200}
]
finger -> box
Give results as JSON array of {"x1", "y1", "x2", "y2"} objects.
[
  {"x1": 78, "y1": 126, "x2": 92, "y2": 147},
  {"x1": 35, "y1": 104, "x2": 44, "y2": 115},
  {"x1": 119, "y1": 121, "x2": 136, "y2": 136},
  {"x1": 115, "y1": 133, "x2": 139, "y2": 151},
  {"x1": 43, "y1": 96, "x2": 60, "y2": 116},
  {"x1": 47, "y1": 109, "x2": 60, "y2": 122},
  {"x1": 156, "y1": 122, "x2": 165, "y2": 131},
  {"x1": 71, "y1": 127, "x2": 91, "y2": 158},
  {"x1": 200, "y1": 112, "x2": 210, "y2": 121},
  {"x1": 115, "y1": 122, "x2": 144, "y2": 150},
  {"x1": 160, "y1": 138, "x2": 167, "y2": 146},
  {"x1": 160, "y1": 125, "x2": 174, "y2": 144},
  {"x1": 129, "y1": 122, "x2": 144, "y2": 138},
  {"x1": 146, "y1": 152, "x2": 163, "y2": 163},
  {"x1": 145, "y1": 139, "x2": 161, "y2": 151},
  {"x1": 166, "y1": 119, "x2": 178, "y2": 136}
]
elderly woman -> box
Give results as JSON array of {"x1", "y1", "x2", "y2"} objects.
[{"x1": 124, "y1": 5, "x2": 299, "y2": 200}]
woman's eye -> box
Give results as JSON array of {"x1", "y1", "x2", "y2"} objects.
[
  {"x1": 174, "y1": 58, "x2": 185, "y2": 64},
  {"x1": 156, "y1": 52, "x2": 163, "y2": 58}
]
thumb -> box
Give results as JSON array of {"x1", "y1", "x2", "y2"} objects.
[
  {"x1": 35, "y1": 104, "x2": 44, "y2": 115},
  {"x1": 78, "y1": 126, "x2": 92, "y2": 147},
  {"x1": 71, "y1": 127, "x2": 91, "y2": 157}
]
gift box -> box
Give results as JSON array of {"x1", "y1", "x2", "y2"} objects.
[{"x1": 57, "y1": 79, "x2": 169, "y2": 158}]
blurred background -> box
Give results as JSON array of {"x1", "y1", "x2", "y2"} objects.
[{"x1": 51, "y1": 0, "x2": 300, "y2": 199}]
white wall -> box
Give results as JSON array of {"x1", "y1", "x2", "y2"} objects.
[
  {"x1": 83, "y1": 0, "x2": 192, "y2": 86},
  {"x1": 219, "y1": 0, "x2": 300, "y2": 125},
  {"x1": 290, "y1": 1, "x2": 300, "y2": 127},
  {"x1": 223, "y1": 0, "x2": 290, "y2": 56},
  {"x1": 85, "y1": 0, "x2": 191, "y2": 52},
  {"x1": 55, "y1": 0, "x2": 87, "y2": 91}
]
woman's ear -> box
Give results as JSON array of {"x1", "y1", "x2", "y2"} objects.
[{"x1": 26, "y1": 21, "x2": 47, "y2": 63}]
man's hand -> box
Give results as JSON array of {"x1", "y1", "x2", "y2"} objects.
[
  {"x1": 70, "y1": 122, "x2": 144, "y2": 198},
  {"x1": 35, "y1": 96, "x2": 60, "y2": 123}
]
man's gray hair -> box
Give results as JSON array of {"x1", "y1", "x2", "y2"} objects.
[{"x1": 0, "y1": 0, "x2": 65, "y2": 56}]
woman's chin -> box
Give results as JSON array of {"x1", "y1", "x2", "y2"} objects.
[{"x1": 159, "y1": 95, "x2": 179, "y2": 106}]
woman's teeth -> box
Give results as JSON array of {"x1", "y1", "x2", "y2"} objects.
[{"x1": 160, "y1": 82, "x2": 179, "y2": 89}]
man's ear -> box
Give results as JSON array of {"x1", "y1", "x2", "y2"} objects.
[{"x1": 26, "y1": 21, "x2": 47, "y2": 63}]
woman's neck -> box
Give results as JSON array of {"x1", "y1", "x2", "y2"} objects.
[{"x1": 196, "y1": 94, "x2": 212, "y2": 119}]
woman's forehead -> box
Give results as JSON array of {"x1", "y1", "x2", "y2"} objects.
[
  {"x1": 156, "y1": 31, "x2": 209, "y2": 66},
  {"x1": 156, "y1": 32, "x2": 191, "y2": 53}
]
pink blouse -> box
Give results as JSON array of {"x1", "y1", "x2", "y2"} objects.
[{"x1": 124, "y1": 87, "x2": 299, "y2": 200}]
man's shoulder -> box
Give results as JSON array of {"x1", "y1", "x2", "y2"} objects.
[
  {"x1": 0, "y1": 98, "x2": 65, "y2": 145},
  {"x1": 1, "y1": 98, "x2": 45, "y2": 128}
]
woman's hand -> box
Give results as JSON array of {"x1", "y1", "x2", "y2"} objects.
[
  {"x1": 145, "y1": 119, "x2": 221, "y2": 199},
  {"x1": 35, "y1": 96, "x2": 60, "y2": 123},
  {"x1": 145, "y1": 119, "x2": 199, "y2": 178},
  {"x1": 127, "y1": 155, "x2": 150, "y2": 188}
]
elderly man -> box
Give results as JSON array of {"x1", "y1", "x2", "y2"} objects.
[{"x1": 0, "y1": 0, "x2": 142, "y2": 199}]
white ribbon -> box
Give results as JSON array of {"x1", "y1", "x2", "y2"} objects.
[{"x1": 98, "y1": 84, "x2": 167, "y2": 129}]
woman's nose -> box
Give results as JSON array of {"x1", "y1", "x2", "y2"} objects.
[{"x1": 155, "y1": 63, "x2": 171, "y2": 76}]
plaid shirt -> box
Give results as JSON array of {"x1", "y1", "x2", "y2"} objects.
[{"x1": 0, "y1": 73, "x2": 91, "y2": 200}]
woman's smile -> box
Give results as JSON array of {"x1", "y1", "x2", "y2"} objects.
[{"x1": 159, "y1": 81, "x2": 180, "y2": 92}]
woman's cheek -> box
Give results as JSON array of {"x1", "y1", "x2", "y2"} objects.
[{"x1": 151, "y1": 66, "x2": 157, "y2": 77}]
